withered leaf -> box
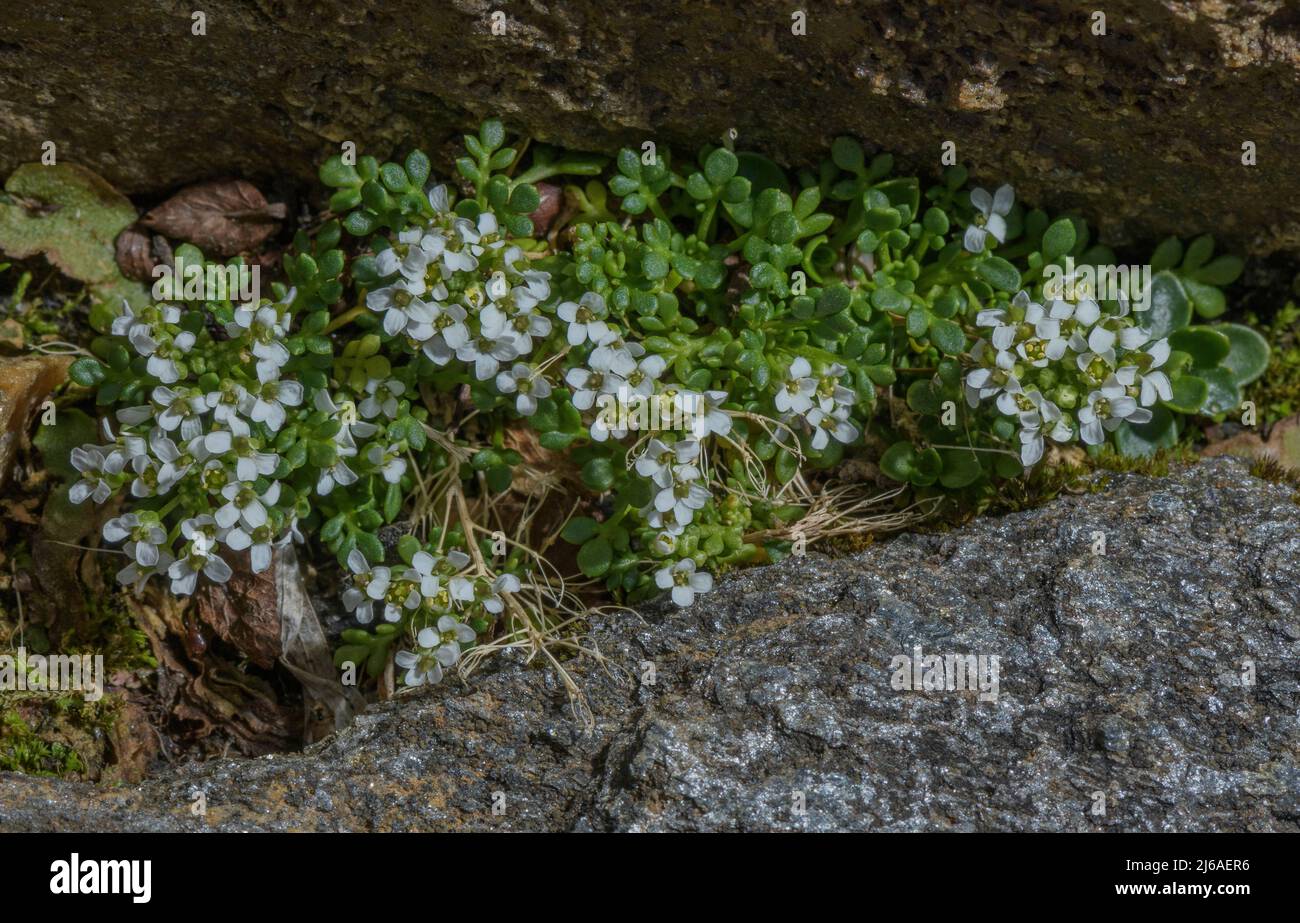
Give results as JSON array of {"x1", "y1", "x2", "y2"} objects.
[
  {"x1": 141, "y1": 179, "x2": 287, "y2": 257},
  {"x1": 529, "y1": 181, "x2": 563, "y2": 236},
  {"x1": 114, "y1": 225, "x2": 155, "y2": 281},
  {"x1": 195, "y1": 554, "x2": 282, "y2": 670}
]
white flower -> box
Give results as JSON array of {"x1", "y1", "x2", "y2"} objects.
[
  {"x1": 142, "y1": 330, "x2": 196, "y2": 384},
  {"x1": 225, "y1": 523, "x2": 277, "y2": 573},
  {"x1": 151, "y1": 386, "x2": 206, "y2": 440},
  {"x1": 635, "y1": 438, "x2": 700, "y2": 487},
  {"x1": 168, "y1": 540, "x2": 233, "y2": 595},
  {"x1": 565, "y1": 366, "x2": 623, "y2": 411},
  {"x1": 775, "y1": 357, "x2": 817, "y2": 414},
  {"x1": 653, "y1": 464, "x2": 710, "y2": 525},
  {"x1": 115, "y1": 548, "x2": 174, "y2": 594},
  {"x1": 590, "y1": 334, "x2": 644, "y2": 377},
  {"x1": 412, "y1": 302, "x2": 470, "y2": 366},
  {"x1": 129, "y1": 433, "x2": 186, "y2": 498},
  {"x1": 102, "y1": 513, "x2": 168, "y2": 566},
  {"x1": 362, "y1": 565, "x2": 408, "y2": 623},
  {"x1": 621, "y1": 354, "x2": 666, "y2": 398},
  {"x1": 229, "y1": 304, "x2": 291, "y2": 382},
  {"x1": 230, "y1": 438, "x2": 279, "y2": 483},
  {"x1": 246, "y1": 378, "x2": 303, "y2": 432},
  {"x1": 963, "y1": 362, "x2": 1015, "y2": 409},
  {"x1": 314, "y1": 390, "x2": 379, "y2": 441},
  {"x1": 342, "y1": 549, "x2": 377, "y2": 623},
  {"x1": 358, "y1": 377, "x2": 405, "y2": 420},
  {"x1": 316, "y1": 452, "x2": 359, "y2": 495},
  {"x1": 963, "y1": 184, "x2": 1013, "y2": 252},
  {"x1": 640, "y1": 502, "x2": 686, "y2": 536},
  {"x1": 418, "y1": 614, "x2": 478, "y2": 668},
  {"x1": 812, "y1": 364, "x2": 857, "y2": 413},
  {"x1": 1013, "y1": 391, "x2": 1070, "y2": 467},
  {"x1": 216, "y1": 480, "x2": 280, "y2": 530},
  {"x1": 654, "y1": 558, "x2": 714, "y2": 607},
  {"x1": 455, "y1": 310, "x2": 519, "y2": 380},
  {"x1": 480, "y1": 573, "x2": 520, "y2": 614},
  {"x1": 394, "y1": 647, "x2": 443, "y2": 687},
  {"x1": 557, "y1": 292, "x2": 612, "y2": 347},
  {"x1": 1120, "y1": 338, "x2": 1173, "y2": 406},
  {"x1": 806, "y1": 403, "x2": 859, "y2": 450},
  {"x1": 495, "y1": 363, "x2": 552, "y2": 415},
  {"x1": 68, "y1": 445, "x2": 125, "y2": 504},
  {"x1": 1078, "y1": 376, "x2": 1154, "y2": 445},
  {"x1": 498, "y1": 301, "x2": 552, "y2": 355},
  {"x1": 375, "y1": 229, "x2": 434, "y2": 282},
  {"x1": 367, "y1": 279, "x2": 433, "y2": 337},
  {"x1": 366, "y1": 443, "x2": 407, "y2": 484}
]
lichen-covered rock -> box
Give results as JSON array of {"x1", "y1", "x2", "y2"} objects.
[
  {"x1": 1, "y1": 457, "x2": 1297, "y2": 831},
  {"x1": 1, "y1": 2, "x2": 1298, "y2": 254}
]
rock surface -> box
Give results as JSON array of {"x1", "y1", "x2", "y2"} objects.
[
  {"x1": 1, "y1": 2, "x2": 1298, "y2": 254},
  {"x1": 1, "y1": 457, "x2": 1298, "y2": 831}
]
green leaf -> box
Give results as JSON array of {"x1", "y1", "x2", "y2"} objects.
[
  {"x1": 581, "y1": 457, "x2": 615, "y2": 491},
  {"x1": 1150, "y1": 236, "x2": 1183, "y2": 273},
  {"x1": 1169, "y1": 326, "x2": 1230, "y2": 369},
  {"x1": 508, "y1": 183, "x2": 540, "y2": 213},
  {"x1": 577, "y1": 536, "x2": 613, "y2": 577},
  {"x1": 1041, "y1": 218, "x2": 1076, "y2": 260},
  {"x1": 1114, "y1": 406, "x2": 1177, "y2": 458},
  {"x1": 1182, "y1": 277, "x2": 1227, "y2": 319},
  {"x1": 704, "y1": 148, "x2": 738, "y2": 186},
  {"x1": 1181, "y1": 234, "x2": 1214, "y2": 272},
  {"x1": 561, "y1": 516, "x2": 599, "y2": 544},
  {"x1": 1194, "y1": 254, "x2": 1243, "y2": 287},
  {"x1": 404, "y1": 150, "x2": 430, "y2": 187},
  {"x1": 383, "y1": 481, "x2": 402, "y2": 522},
  {"x1": 928, "y1": 317, "x2": 965, "y2": 355},
  {"x1": 1217, "y1": 323, "x2": 1270, "y2": 386},
  {"x1": 830, "y1": 137, "x2": 865, "y2": 172},
  {"x1": 906, "y1": 379, "x2": 941, "y2": 415},
  {"x1": 938, "y1": 448, "x2": 982, "y2": 488},
  {"x1": 320, "y1": 156, "x2": 361, "y2": 188},
  {"x1": 1195, "y1": 368, "x2": 1242, "y2": 416},
  {"x1": 354, "y1": 531, "x2": 385, "y2": 564},
  {"x1": 736, "y1": 152, "x2": 789, "y2": 195},
  {"x1": 396, "y1": 534, "x2": 422, "y2": 564},
  {"x1": 1144, "y1": 271, "x2": 1192, "y2": 338},
  {"x1": 479, "y1": 119, "x2": 506, "y2": 152},
  {"x1": 33, "y1": 408, "x2": 98, "y2": 481},
  {"x1": 975, "y1": 256, "x2": 1021, "y2": 292},
  {"x1": 905, "y1": 306, "x2": 929, "y2": 338},
  {"x1": 879, "y1": 442, "x2": 916, "y2": 483},
  {"x1": 1162, "y1": 374, "x2": 1208, "y2": 414},
  {"x1": 68, "y1": 357, "x2": 106, "y2": 387},
  {"x1": 774, "y1": 447, "x2": 799, "y2": 485}
]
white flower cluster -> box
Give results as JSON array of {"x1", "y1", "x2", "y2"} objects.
[
  {"x1": 774, "y1": 356, "x2": 861, "y2": 450},
  {"x1": 964, "y1": 288, "x2": 1171, "y2": 465},
  {"x1": 341, "y1": 548, "x2": 517, "y2": 686},
  {"x1": 366, "y1": 185, "x2": 553, "y2": 387},
  {"x1": 70, "y1": 294, "x2": 314, "y2": 594}
]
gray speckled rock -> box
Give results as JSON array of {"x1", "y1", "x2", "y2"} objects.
[{"x1": 1, "y1": 457, "x2": 1297, "y2": 831}]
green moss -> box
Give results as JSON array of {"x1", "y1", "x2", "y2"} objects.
[
  {"x1": 1246, "y1": 300, "x2": 1300, "y2": 421},
  {"x1": 0, "y1": 690, "x2": 123, "y2": 777}
]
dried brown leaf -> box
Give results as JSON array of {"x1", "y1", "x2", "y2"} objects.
[{"x1": 141, "y1": 179, "x2": 286, "y2": 257}]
